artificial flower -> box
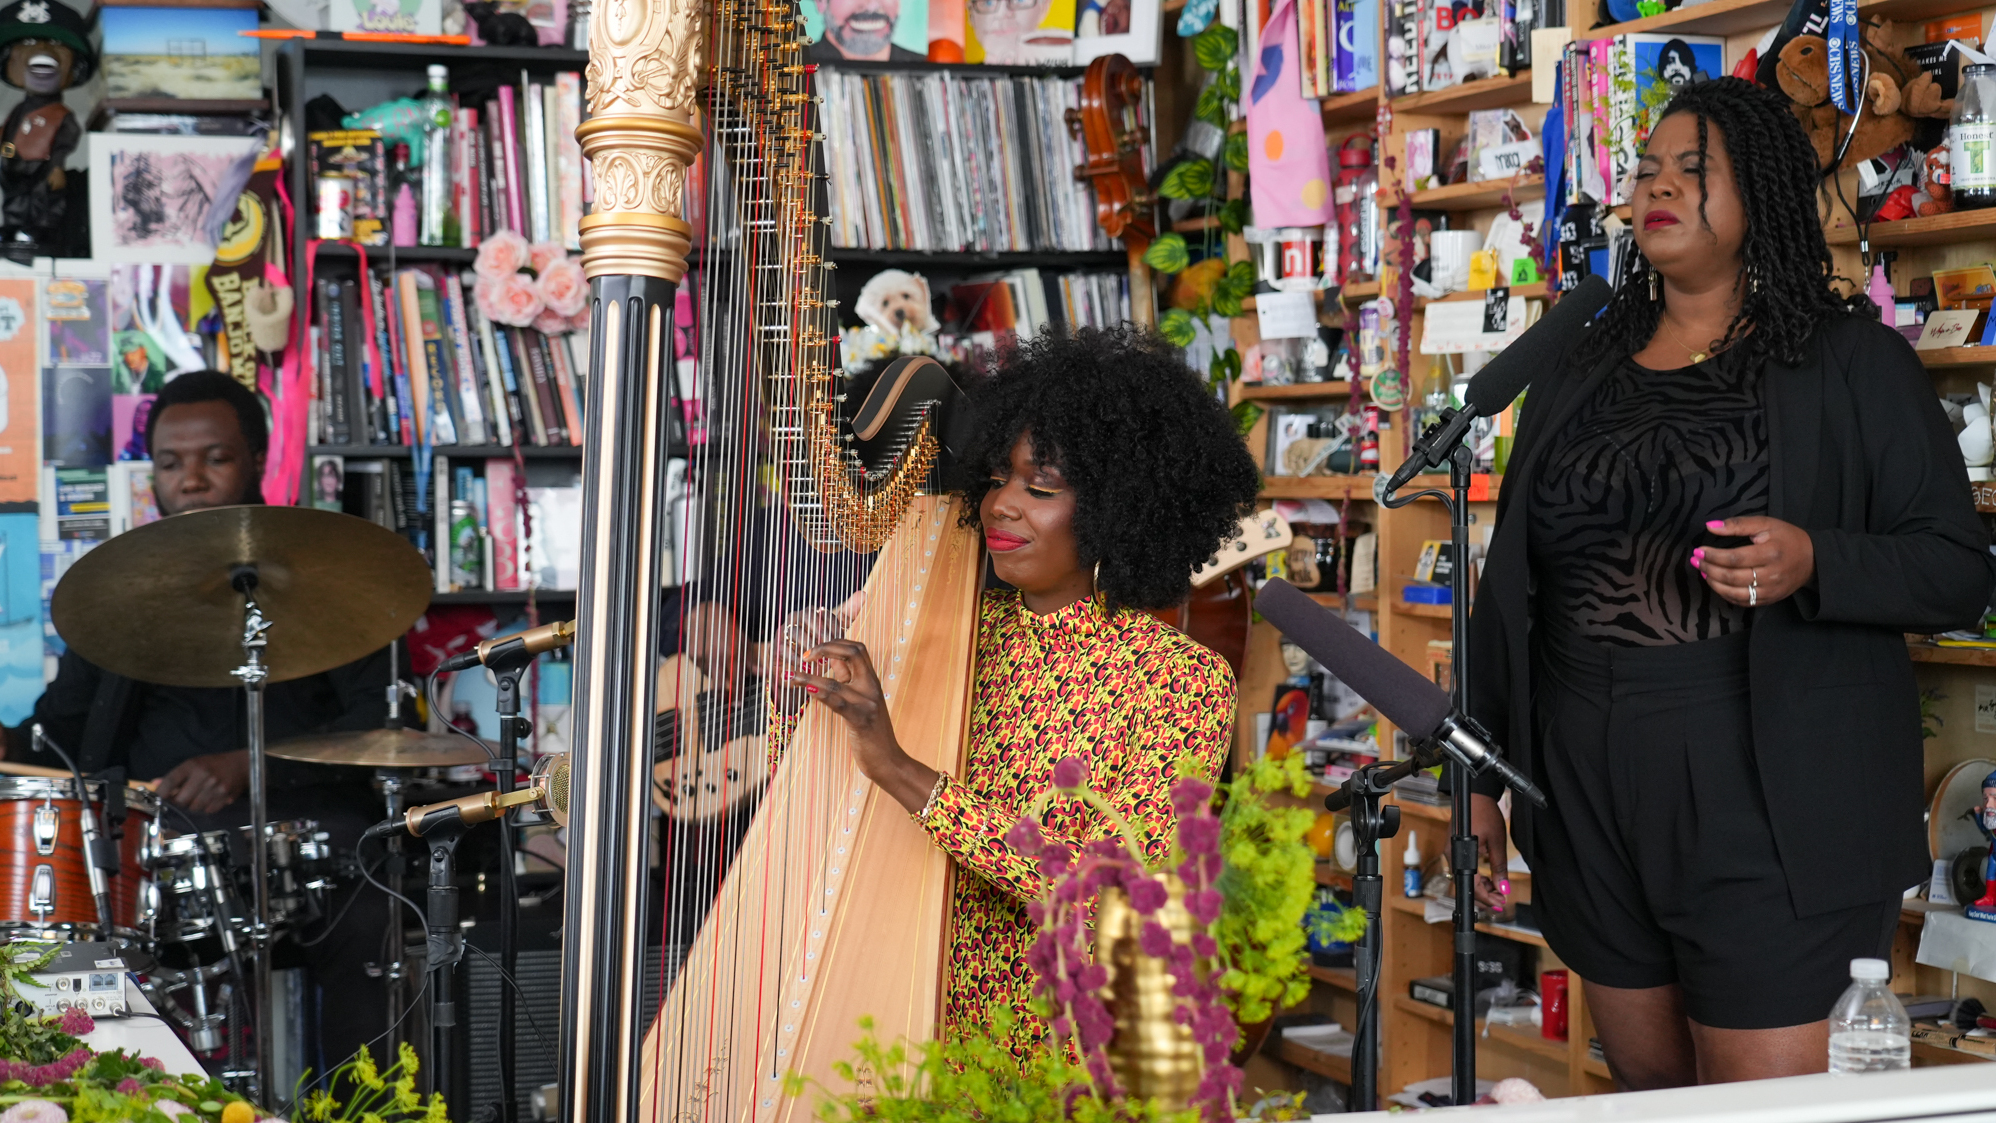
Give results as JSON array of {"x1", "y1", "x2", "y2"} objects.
[
  {"x1": 474, "y1": 230, "x2": 531, "y2": 282},
  {"x1": 477, "y1": 273, "x2": 545, "y2": 328},
  {"x1": 537, "y1": 257, "x2": 588, "y2": 317},
  {"x1": 529, "y1": 241, "x2": 566, "y2": 273},
  {"x1": 533, "y1": 308, "x2": 571, "y2": 336}
]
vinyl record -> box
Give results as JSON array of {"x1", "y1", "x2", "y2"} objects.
[{"x1": 1928, "y1": 758, "x2": 1996, "y2": 861}]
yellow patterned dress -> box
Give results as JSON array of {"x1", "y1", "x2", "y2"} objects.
[{"x1": 914, "y1": 588, "x2": 1236, "y2": 1046}]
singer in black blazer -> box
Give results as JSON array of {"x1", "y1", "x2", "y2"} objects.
[{"x1": 1465, "y1": 79, "x2": 1995, "y2": 1089}]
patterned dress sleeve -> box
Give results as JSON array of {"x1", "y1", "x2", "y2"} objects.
[{"x1": 916, "y1": 632, "x2": 1237, "y2": 903}]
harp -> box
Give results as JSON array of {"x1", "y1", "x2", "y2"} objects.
[{"x1": 557, "y1": 0, "x2": 980, "y2": 1118}]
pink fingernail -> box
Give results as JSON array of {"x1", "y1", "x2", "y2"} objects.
[
  {"x1": 1690, "y1": 558, "x2": 1701, "y2": 569},
  {"x1": 1706, "y1": 520, "x2": 1724, "y2": 530},
  {"x1": 1500, "y1": 879, "x2": 1511, "y2": 895}
]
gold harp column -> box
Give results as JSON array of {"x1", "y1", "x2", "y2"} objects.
[{"x1": 559, "y1": 0, "x2": 701, "y2": 1117}]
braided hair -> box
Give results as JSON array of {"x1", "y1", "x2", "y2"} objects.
[{"x1": 1571, "y1": 77, "x2": 1864, "y2": 375}]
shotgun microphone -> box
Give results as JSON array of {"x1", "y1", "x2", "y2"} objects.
[
  {"x1": 1252, "y1": 579, "x2": 1546, "y2": 811},
  {"x1": 1382, "y1": 274, "x2": 1613, "y2": 496}
]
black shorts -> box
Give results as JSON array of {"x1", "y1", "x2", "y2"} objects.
[{"x1": 1527, "y1": 626, "x2": 1899, "y2": 1030}]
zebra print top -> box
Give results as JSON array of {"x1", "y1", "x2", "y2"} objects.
[{"x1": 1527, "y1": 357, "x2": 1768, "y2": 647}]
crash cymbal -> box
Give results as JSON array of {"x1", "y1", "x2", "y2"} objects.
[
  {"x1": 268, "y1": 727, "x2": 489, "y2": 768},
  {"x1": 50, "y1": 505, "x2": 432, "y2": 688}
]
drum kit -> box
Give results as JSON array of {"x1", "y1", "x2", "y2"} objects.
[{"x1": 5, "y1": 504, "x2": 496, "y2": 1102}]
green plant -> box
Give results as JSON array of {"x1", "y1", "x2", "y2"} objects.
[
  {"x1": 297, "y1": 1043, "x2": 449, "y2": 1123},
  {"x1": 1209, "y1": 754, "x2": 1323, "y2": 1025}
]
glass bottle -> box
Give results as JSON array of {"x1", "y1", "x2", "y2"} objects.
[
  {"x1": 1953, "y1": 64, "x2": 1996, "y2": 210},
  {"x1": 420, "y1": 64, "x2": 454, "y2": 245}
]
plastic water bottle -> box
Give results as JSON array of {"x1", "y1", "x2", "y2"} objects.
[{"x1": 1827, "y1": 958, "x2": 1910, "y2": 1074}]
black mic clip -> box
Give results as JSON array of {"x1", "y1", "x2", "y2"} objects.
[{"x1": 1423, "y1": 713, "x2": 1548, "y2": 809}]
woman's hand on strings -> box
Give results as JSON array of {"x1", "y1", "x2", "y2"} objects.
[{"x1": 792, "y1": 638, "x2": 939, "y2": 815}]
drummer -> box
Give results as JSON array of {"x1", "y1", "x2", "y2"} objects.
[{"x1": 1, "y1": 371, "x2": 393, "y2": 1074}]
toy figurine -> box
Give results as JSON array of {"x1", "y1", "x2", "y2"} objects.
[
  {"x1": 1965, "y1": 768, "x2": 1996, "y2": 921},
  {"x1": 0, "y1": 0, "x2": 91, "y2": 259}
]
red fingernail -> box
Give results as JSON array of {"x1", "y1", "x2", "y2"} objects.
[{"x1": 804, "y1": 685, "x2": 819, "y2": 694}]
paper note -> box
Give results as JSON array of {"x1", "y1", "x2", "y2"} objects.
[
  {"x1": 1530, "y1": 28, "x2": 1573, "y2": 104},
  {"x1": 1256, "y1": 290, "x2": 1320, "y2": 339}
]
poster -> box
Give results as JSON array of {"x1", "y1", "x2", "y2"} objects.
[
  {"x1": 966, "y1": 0, "x2": 1073, "y2": 63},
  {"x1": 0, "y1": 513, "x2": 42, "y2": 724},
  {"x1": 44, "y1": 367, "x2": 112, "y2": 469},
  {"x1": 101, "y1": 6, "x2": 261, "y2": 101},
  {"x1": 1074, "y1": 0, "x2": 1158, "y2": 64},
  {"x1": 88, "y1": 134, "x2": 261, "y2": 265},
  {"x1": 45, "y1": 278, "x2": 110, "y2": 367},
  {"x1": 803, "y1": 0, "x2": 931, "y2": 60},
  {"x1": 111, "y1": 395, "x2": 157, "y2": 463},
  {"x1": 0, "y1": 281, "x2": 35, "y2": 508}
]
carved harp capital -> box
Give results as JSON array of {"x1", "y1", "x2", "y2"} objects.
[{"x1": 578, "y1": 0, "x2": 706, "y2": 281}]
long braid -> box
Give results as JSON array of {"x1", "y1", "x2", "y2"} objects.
[{"x1": 1571, "y1": 77, "x2": 1865, "y2": 375}]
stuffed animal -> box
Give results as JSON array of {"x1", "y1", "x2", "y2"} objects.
[
  {"x1": 855, "y1": 269, "x2": 939, "y2": 336},
  {"x1": 1771, "y1": 28, "x2": 1954, "y2": 171},
  {"x1": 464, "y1": 1, "x2": 538, "y2": 45},
  {"x1": 1916, "y1": 142, "x2": 1953, "y2": 216}
]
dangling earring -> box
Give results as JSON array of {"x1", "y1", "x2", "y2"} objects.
[
  {"x1": 1092, "y1": 560, "x2": 1110, "y2": 617},
  {"x1": 1648, "y1": 266, "x2": 1659, "y2": 302},
  {"x1": 1750, "y1": 266, "x2": 1761, "y2": 296}
]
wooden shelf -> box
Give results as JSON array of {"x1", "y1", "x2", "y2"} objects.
[
  {"x1": 1476, "y1": 919, "x2": 1551, "y2": 950},
  {"x1": 1913, "y1": 1038, "x2": 1996, "y2": 1066},
  {"x1": 289, "y1": 38, "x2": 589, "y2": 67},
  {"x1": 1918, "y1": 347, "x2": 1996, "y2": 368},
  {"x1": 1276, "y1": 1037, "x2": 1353, "y2": 1082},
  {"x1": 1308, "y1": 964, "x2": 1358, "y2": 992},
  {"x1": 826, "y1": 248, "x2": 1127, "y2": 267},
  {"x1": 1239, "y1": 381, "x2": 1353, "y2": 401},
  {"x1": 1171, "y1": 216, "x2": 1223, "y2": 234},
  {"x1": 307, "y1": 444, "x2": 584, "y2": 458},
  {"x1": 1826, "y1": 208, "x2": 1996, "y2": 248},
  {"x1": 1393, "y1": 72, "x2": 1533, "y2": 115},
  {"x1": 1409, "y1": 175, "x2": 1545, "y2": 212},
  {"x1": 104, "y1": 97, "x2": 268, "y2": 114},
  {"x1": 1340, "y1": 280, "x2": 1382, "y2": 304},
  {"x1": 1322, "y1": 87, "x2": 1379, "y2": 125},
  {"x1": 1308, "y1": 591, "x2": 1378, "y2": 611},
  {"x1": 1391, "y1": 996, "x2": 1571, "y2": 1062},
  {"x1": 1260, "y1": 474, "x2": 1379, "y2": 500},
  {"x1": 1314, "y1": 865, "x2": 1356, "y2": 890},
  {"x1": 1396, "y1": 599, "x2": 1453, "y2": 618},
  {"x1": 1394, "y1": 799, "x2": 1450, "y2": 822},
  {"x1": 1578, "y1": 0, "x2": 1793, "y2": 40},
  {"x1": 316, "y1": 243, "x2": 479, "y2": 264},
  {"x1": 1581, "y1": 1055, "x2": 1612, "y2": 1079},
  {"x1": 1387, "y1": 894, "x2": 1428, "y2": 917},
  {"x1": 1858, "y1": 0, "x2": 1984, "y2": 20},
  {"x1": 1908, "y1": 641, "x2": 1996, "y2": 667}
]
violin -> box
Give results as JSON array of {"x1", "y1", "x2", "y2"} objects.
[{"x1": 1068, "y1": 53, "x2": 1158, "y2": 328}]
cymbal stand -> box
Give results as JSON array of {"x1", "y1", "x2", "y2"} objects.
[
  {"x1": 375, "y1": 768, "x2": 412, "y2": 1049},
  {"x1": 228, "y1": 565, "x2": 274, "y2": 1105}
]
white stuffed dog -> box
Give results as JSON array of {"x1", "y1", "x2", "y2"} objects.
[{"x1": 855, "y1": 269, "x2": 940, "y2": 336}]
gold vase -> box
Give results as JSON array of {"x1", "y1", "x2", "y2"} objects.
[{"x1": 1096, "y1": 874, "x2": 1205, "y2": 1108}]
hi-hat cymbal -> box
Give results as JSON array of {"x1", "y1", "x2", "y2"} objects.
[
  {"x1": 268, "y1": 727, "x2": 489, "y2": 768},
  {"x1": 50, "y1": 505, "x2": 432, "y2": 688}
]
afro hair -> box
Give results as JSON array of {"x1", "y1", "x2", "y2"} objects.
[{"x1": 956, "y1": 327, "x2": 1261, "y2": 613}]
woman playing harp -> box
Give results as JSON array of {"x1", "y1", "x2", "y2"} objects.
[{"x1": 785, "y1": 328, "x2": 1261, "y2": 1050}]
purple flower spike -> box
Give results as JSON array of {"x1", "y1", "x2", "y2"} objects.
[
  {"x1": 1179, "y1": 816, "x2": 1221, "y2": 856},
  {"x1": 1127, "y1": 877, "x2": 1167, "y2": 914},
  {"x1": 1078, "y1": 964, "x2": 1107, "y2": 990},
  {"x1": 1005, "y1": 816, "x2": 1045, "y2": 853},
  {"x1": 1052, "y1": 756, "x2": 1089, "y2": 789},
  {"x1": 1188, "y1": 888, "x2": 1223, "y2": 924},
  {"x1": 1139, "y1": 920, "x2": 1175, "y2": 958},
  {"x1": 1051, "y1": 1015, "x2": 1073, "y2": 1037},
  {"x1": 1170, "y1": 778, "x2": 1213, "y2": 814},
  {"x1": 1191, "y1": 932, "x2": 1217, "y2": 957}
]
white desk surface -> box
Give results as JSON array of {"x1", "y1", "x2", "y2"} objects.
[{"x1": 1325, "y1": 1063, "x2": 1996, "y2": 1122}]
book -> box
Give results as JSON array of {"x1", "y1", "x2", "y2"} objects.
[
  {"x1": 515, "y1": 327, "x2": 565, "y2": 444},
  {"x1": 433, "y1": 452, "x2": 451, "y2": 592},
  {"x1": 454, "y1": 107, "x2": 480, "y2": 249},
  {"x1": 395, "y1": 271, "x2": 431, "y2": 445},
  {"x1": 555, "y1": 73, "x2": 585, "y2": 250},
  {"x1": 321, "y1": 279, "x2": 351, "y2": 445},
  {"x1": 523, "y1": 76, "x2": 552, "y2": 243},
  {"x1": 439, "y1": 272, "x2": 490, "y2": 445},
  {"x1": 547, "y1": 333, "x2": 583, "y2": 443},
  {"x1": 487, "y1": 457, "x2": 521, "y2": 589},
  {"x1": 413, "y1": 276, "x2": 466, "y2": 446}
]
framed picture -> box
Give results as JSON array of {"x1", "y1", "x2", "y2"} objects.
[
  {"x1": 802, "y1": 0, "x2": 931, "y2": 62},
  {"x1": 1074, "y1": 0, "x2": 1159, "y2": 65},
  {"x1": 966, "y1": 0, "x2": 1073, "y2": 63},
  {"x1": 99, "y1": 3, "x2": 262, "y2": 102},
  {"x1": 88, "y1": 134, "x2": 262, "y2": 264}
]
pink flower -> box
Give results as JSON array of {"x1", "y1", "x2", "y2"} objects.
[
  {"x1": 138, "y1": 1056, "x2": 164, "y2": 1072},
  {"x1": 116, "y1": 1078, "x2": 143, "y2": 1094},
  {"x1": 474, "y1": 230, "x2": 531, "y2": 282},
  {"x1": 529, "y1": 241, "x2": 566, "y2": 273},
  {"x1": 0, "y1": 1101, "x2": 67, "y2": 1123},
  {"x1": 153, "y1": 1104, "x2": 193, "y2": 1118},
  {"x1": 537, "y1": 258, "x2": 588, "y2": 317},
  {"x1": 57, "y1": 1007, "x2": 93, "y2": 1035},
  {"x1": 479, "y1": 273, "x2": 545, "y2": 328},
  {"x1": 570, "y1": 309, "x2": 590, "y2": 333},
  {"x1": 1051, "y1": 757, "x2": 1088, "y2": 789},
  {"x1": 532, "y1": 308, "x2": 572, "y2": 336}
]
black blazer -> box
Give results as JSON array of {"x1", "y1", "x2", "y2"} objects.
[{"x1": 1468, "y1": 314, "x2": 1996, "y2": 917}]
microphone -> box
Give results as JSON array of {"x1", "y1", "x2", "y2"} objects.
[
  {"x1": 437, "y1": 619, "x2": 576, "y2": 674},
  {"x1": 1382, "y1": 274, "x2": 1612, "y2": 497},
  {"x1": 364, "y1": 757, "x2": 569, "y2": 840},
  {"x1": 1252, "y1": 579, "x2": 1546, "y2": 810}
]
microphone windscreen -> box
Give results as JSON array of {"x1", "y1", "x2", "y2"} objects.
[
  {"x1": 1462, "y1": 274, "x2": 1613, "y2": 416},
  {"x1": 1255, "y1": 579, "x2": 1452, "y2": 741}
]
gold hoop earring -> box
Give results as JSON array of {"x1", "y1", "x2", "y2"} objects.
[
  {"x1": 1092, "y1": 560, "x2": 1109, "y2": 617},
  {"x1": 1648, "y1": 266, "x2": 1659, "y2": 302}
]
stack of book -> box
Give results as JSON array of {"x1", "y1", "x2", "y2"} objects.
[
  {"x1": 817, "y1": 69, "x2": 1119, "y2": 254},
  {"x1": 310, "y1": 268, "x2": 585, "y2": 449},
  {"x1": 306, "y1": 70, "x2": 586, "y2": 250},
  {"x1": 1555, "y1": 35, "x2": 1723, "y2": 208}
]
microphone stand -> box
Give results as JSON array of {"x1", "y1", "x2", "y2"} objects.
[
  {"x1": 490, "y1": 662, "x2": 529, "y2": 1123},
  {"x1": 423, "y1": 821, "x2": 470, "y2": 1107},
  {"x1": 1378, "y1": 436, "x2": 1480, "y2": 1108}
]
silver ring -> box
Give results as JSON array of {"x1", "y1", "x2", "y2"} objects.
[{"x1": 1749, "y1": 568, "x2": 1758, "y2": 607}]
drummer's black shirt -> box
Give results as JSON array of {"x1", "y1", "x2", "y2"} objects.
[{"x1": 10, "y1": 646, "x2": 391, "y2": 826}]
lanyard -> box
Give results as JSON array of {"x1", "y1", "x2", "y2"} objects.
[{"x1": 1828, "y1": 0, "x2": 1859, "y2": 114}]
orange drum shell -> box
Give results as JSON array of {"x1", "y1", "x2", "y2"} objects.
[{"x1": 0, "y1": 785, "x2": 156, "y2": 935}]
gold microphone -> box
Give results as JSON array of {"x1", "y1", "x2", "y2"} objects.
[
  {"x1": 437, "y1": 619, "x2": 577, "y2": 673},
  {"x1": 366, "y1": 755, "x2": 570, "y2": 838}
]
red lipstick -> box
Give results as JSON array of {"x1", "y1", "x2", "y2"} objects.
[
  {"x1": 985, "y1": 530, "x2": 1028, "y2": 552},
  {"x1": 1644, "y1": 210, "x2": 1680, "y2": 230}
]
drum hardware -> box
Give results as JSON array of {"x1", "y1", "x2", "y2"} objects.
[
  {"x1": 0, "y1": 775, "x2": 161, "y2": 946},
  {"x1": 30, "y1": 726, "x2": 123, "y2": 941}
]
